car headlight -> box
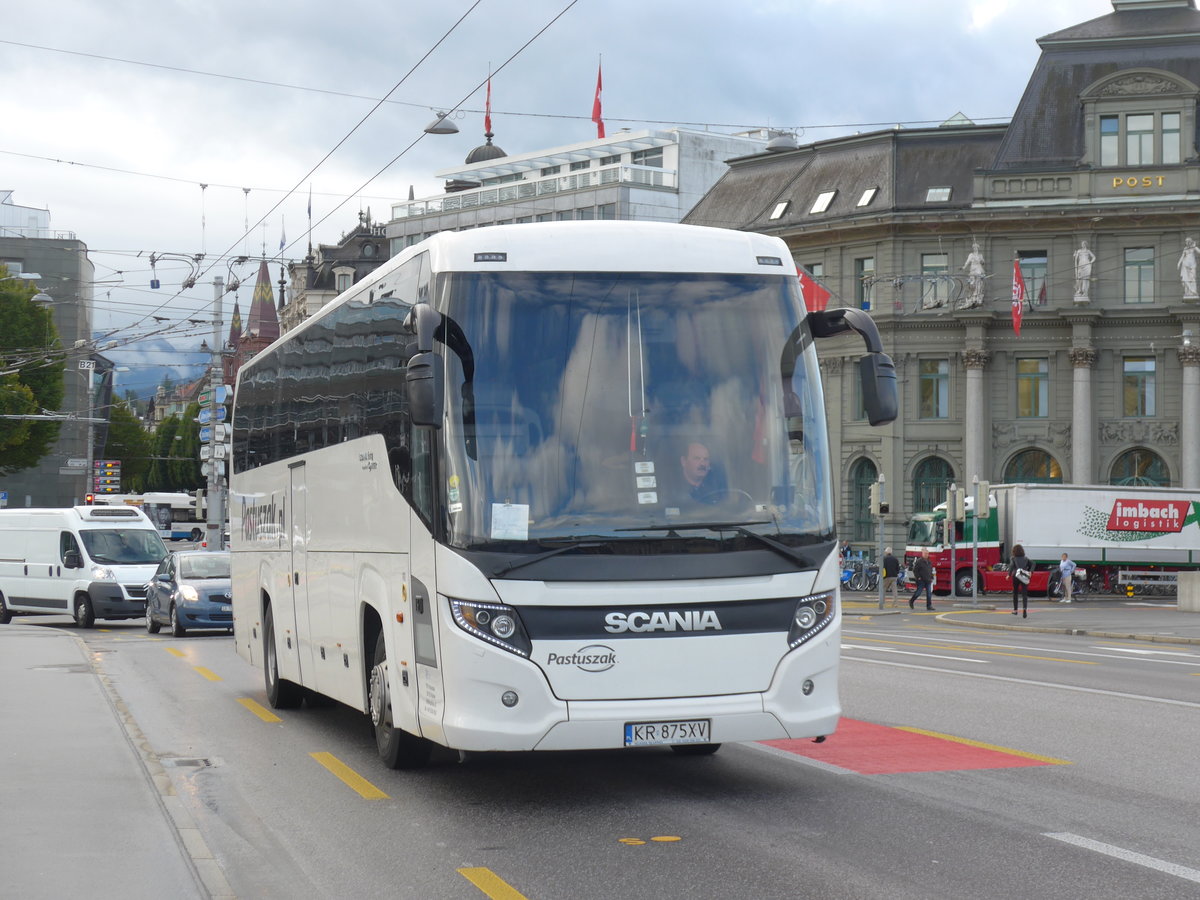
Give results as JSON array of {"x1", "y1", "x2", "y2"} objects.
[
  {"x1": 787, "y1": 591, "x2": 836, "y2": 649},
  {"x1": 178, "y1": 585, "x2": 200, "y2": 604},
  {"x1": 449, "y1": 598, "x2": 531, "y2": 657},
  {"x1": 90, "y1": 566, "x2": 115, "y2": 582}
]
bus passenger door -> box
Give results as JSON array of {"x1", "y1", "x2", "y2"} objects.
[{"x1": 289, "y1": 463, "x2": 314, "y2": 685}]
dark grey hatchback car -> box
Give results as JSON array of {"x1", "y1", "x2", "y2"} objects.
[{"x1": 145, "y1": 550, "x2": 233, "y2": 636}]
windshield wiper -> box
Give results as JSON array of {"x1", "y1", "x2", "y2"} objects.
[
  {"x1": 617, "y1": 521, "x2": 815, "y2": 570},
  {"x1": 492, "y1": 540, "x2": 609, "y2": 577}
]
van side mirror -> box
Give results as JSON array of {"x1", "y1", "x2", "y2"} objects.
[
  {"x1": 407, "y1": 351, "x2": 445, "y2": 427},
  {"x1": 63, "y1": 550, "x2": 83, "y2": 569}
]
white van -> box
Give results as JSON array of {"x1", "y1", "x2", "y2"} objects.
[{"x1": 0, "y1": 506, "x2": 168, "y2": 627}]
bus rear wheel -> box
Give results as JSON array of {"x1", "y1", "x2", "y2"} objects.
[
  {"x1": 263, "y1": 604, "x2": 303, "y2": 709},
  {"x1": 369, "y1": 633, "x2": 431, "y2": 769}
]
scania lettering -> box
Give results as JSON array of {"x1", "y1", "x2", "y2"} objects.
[{"x1": 230, "y1": 222, "x2": 897, "y2": 768}]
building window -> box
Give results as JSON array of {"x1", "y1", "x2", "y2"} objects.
[
  {"x1": 1004, "y1": 449, "x2": 1063, "y2": 483},
  {"x1": 1018, "y1": 250, "x2": 1047, "y2": 304},
  {"x1": 1016, "y1": 358, "x2": 1049, "y2": 417},
  {"x1": 576, "y1": 207, "x2": 595, "y2": 220},
  {"x1": 925, "y1": 186, "x2": 952, "y2": 202},
  {"x1": 336, "y1": 273, "x2": 351, "y2": 291},
  {"x1": 918, "y1": 358, "x2": 949, "y2": 419},
  {"x1": 1124, "y1": 248, "x2": 1155, "y2": 304},
  {"x1": 1122, "y1": 356, "x2": 1156, "y2": 416},
  {"x1": 854, "y1": 257, "x2": 875, "y2": 310},
  {"x1": 597, "y1": 203, "x2": 616, "y2": 220},
  {"x1": 1163, "y1": 112, "x2": 1181, "y2": 165},
  {"x1": 555, "y1": 211, "x2": 573, "y2": 221},
  {"x1": 598, "y1": 155, "x2": 620, "y2": 166},
  {"x1": 921, "y1": 252, "x2": 950, "y2": 308},
  {"x1": 810, "y1": 190, "x2": 836, "y2": 214},
  {"x1": 540, "y1": 165, "x2": 561, "y2": 176},
  {"x1": 516, "y1": 215, "x2": 532, "y2": 224},
  {"x1": 1100, "y1": 115, "x2": 1119, "y2": 166},
  {"x1": 769, "y1": 201, "x2": 790, "y2": 220},
  {"x1": 1109, "y1": 448, "x2": 1169, "y2": 486},
  {"x1": 1126, "y1": 113, "x2": 1154, "y2": 165},
  {"x1": 913, "y1": 456, "x2": 954, "y2": 513},
  {"x1": 535, "y1": 213, "x2": 552, "y2": 222},
  {"x1": 857, "y1": 187, "x2": 878, "y2": 207},
  {"x1": 850, "y1": 458, "x2": 877, "y2": 542},
  {"x1": 569, "y1": 160, "x2": 591, "y2": 171},
  {"x1": 631, "y1": 147, "x2": 663, "y2": 168}
]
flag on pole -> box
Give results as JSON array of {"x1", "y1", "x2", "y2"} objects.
[
  {"x1": 485, "y1": 77, "x2": 492, "y2": 134},
  {"x1": 1036, "y1": 281, "x2": 1046, "y2": 308},
  {"x1": 307, "y1": 185, "x2": 312, "y2": 219},
  {"x1": 1011, "y1": 258, "x2": 1025, "y2": 336},
  {"x1": 592, "y1": 63, "x2": 605, "y2": 139},
  {"x1": 797, "y1": 266, "x2": 831, "y2": 312},
  {"x1": 279, "y1": 217, "x2": 286, "y2": 252}
]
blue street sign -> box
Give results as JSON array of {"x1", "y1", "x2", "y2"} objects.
[{"x1": 197, "y1": 406, "x2": 228, "y2": 425}]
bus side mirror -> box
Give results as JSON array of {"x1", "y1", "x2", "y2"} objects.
[
  {"x1": 858, "y1": 353, "x2": 897, "y2": 426},
  {"x1": 407, "y1": 351, "x2": 445, "y2": 427}
]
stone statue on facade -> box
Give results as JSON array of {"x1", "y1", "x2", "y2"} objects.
[
  {"x1": 1178, "y1": 237, "x2": 1199, "y2": 300},
  {"x1": 1073, "y1": 241, "x2": 1095, "y2": 301},
  {"x1": 959, "y1": 240, "x2": 986, "y2": 308}
]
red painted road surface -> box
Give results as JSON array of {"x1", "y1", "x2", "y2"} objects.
[{"x1": 761, "y1": 718, "x2": 1065, "y2": 774}]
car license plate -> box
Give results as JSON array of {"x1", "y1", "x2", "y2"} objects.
[
  {"x1": 624, "y1": 719, "x2": 710, "y2": 747},
  {"x1": 220, "y1": 605, "x2": 232, "y2": 612}
]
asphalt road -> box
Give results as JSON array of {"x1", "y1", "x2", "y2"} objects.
[{"x1": 23, "y1": 613, "x2": 1200, "y2": 899}]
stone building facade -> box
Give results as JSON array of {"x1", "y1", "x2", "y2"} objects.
[{"x1": 684, "y1": 0, "x2": 1200, "y2": 551}]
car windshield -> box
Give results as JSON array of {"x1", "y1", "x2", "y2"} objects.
[
  {"x1": 81, "y1": 529, "x2": 168, "y2": 565},
  {"x1": 436, "y1": 270, "x2": 833, "y2": 554},
  {"x1": 180, "y1": 553, "x2": 231, "y2": 580}
]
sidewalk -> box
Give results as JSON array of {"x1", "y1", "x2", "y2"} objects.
[
  {"x1": 842, "y1": 594, "x2": 1200, "y2": 645},
  {"x1": 0, "y1": 624, "x2": 226, "y2": 899}
]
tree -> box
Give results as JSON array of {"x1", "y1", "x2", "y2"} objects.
[
  {"x1": 170, "y1": 402, "x2": 203, "y2": 490},
  {"x1": 105, "y1": 399, "x2": 151, "y2": 492},
  {"x1": 147, "y1": 415, "x2": 180, "y2": 490},
  {"x1": 0, "y1": 270, "x2": 64, "y2": 475}
]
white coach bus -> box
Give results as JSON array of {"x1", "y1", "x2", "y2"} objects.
[{"x1": 230, "y1": 222, "x2": 896, "y2": 768}]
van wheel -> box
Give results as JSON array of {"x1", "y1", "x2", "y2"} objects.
[
  {"x1": 170, "y1": 605, "x2": 186, "y2": 637},
  {"x1": 0, "y1": 591, "x2": 11, "y2": 625},
  {"x1": 263, "y1": 605, "x2": 303, "y2": 709},
  {"x1": 74, "y1": 594, "x2": 95, "y2": 629},
  {"x1": 369, "y1": 632, "x2": 431, "y2": 769},
  {"x1": 145, "y1": 602, "x2": 161, "y2": 634},
  {"x1": 671, "y1": 743, "x2": 722, "y2": 756}
]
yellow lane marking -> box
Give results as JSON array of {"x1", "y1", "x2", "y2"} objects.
[
  {"x1": 847, "y1": 635, "x2": 1097, "y2": 665},
  {"x1": 895, "y1": 726, "x2": 1072, "y2": 765},
  {"x1": 457, "y1": 867, "x2": 528, "y2": 900},
  {"x1": 237, "y1": 698, "x2": 282, "y2": 723},
  {"x1": 651, "y1": 835, "x2": 681, "y2": 842},
  {"x1": 165, "y1": 647, "x2": 186, "y2": 658},
  {"x1": 193, "y1": 666, "x2": 222, "y2": 681},
  {"x1": 310, "y1": 752, "x2": 389, "y2": 799}
]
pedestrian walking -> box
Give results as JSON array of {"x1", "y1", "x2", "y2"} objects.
[
  {"x1": 881, "y1": 547, "x2": 901, "y2": 607},
  {"x1": 909, "y1": 549, "x2": 935, "y2": 611},
  {"x1": 1010, "y1": 543, "x2": 1032, "y2": 618},
  {"x1": 1057, "y1": 552, "x2": 1076, "y2": 603}
]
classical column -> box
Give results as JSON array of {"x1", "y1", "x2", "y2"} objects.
[
  {"x1": 1068, "y1": 347, "x2": 1097, "y2": 484},
  {"x1": 1180, "y1": 344, "x2": 1200, "y2": 487},
  {"x1": 962, "y1": 350, "x2": 991, "y2": 482}
]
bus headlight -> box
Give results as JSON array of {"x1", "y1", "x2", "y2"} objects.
[
  {"x1": 787, "y1": 592, "x2": 835, "y2": 649},
  {"x1": 449, "y1": 599, "x2": 531, "y2": 657}
]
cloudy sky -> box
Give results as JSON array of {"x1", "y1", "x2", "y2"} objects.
[{"x1": 4, "y1": 0, "x2": 1110, "y2": 387}]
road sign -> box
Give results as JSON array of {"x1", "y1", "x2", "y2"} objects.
[
  {"x1": 199, "y1": 444, "x2": 229, "y2": 460},
  {"x1": 197, "y1": 406, "x2": 228, "y2": 425},
  {"x1": 201, "y1": 460, "x2": 226, "y2": 477},
  {"x1": 67, "y1": 458, "x2": 87, "y2": 468},
  {"x1": 197, "y1": 384, "x2": 229, "y2": 406},
  {"x1": 0, "y1": 490, "x2": 6, "y2": 508},
  {"x1": 198, "y1": 423, "x2": 229, "y2": 443},
  {"x1": 78, "y1": 359, "x2": 95, "y2": 370}
]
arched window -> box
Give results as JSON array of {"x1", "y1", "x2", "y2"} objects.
[
  {"x1": 913, "y1": 456, "x2": 954, "y2": 513},
  {"x1": 1004, "y1": 448, "x2": 1063, "y2": 483},
  {"x1": 850, "y1": 458, "x2": 877, "y2": 542},
  {"x1": 1109, "y1": 448, "x2": 1169, "y2": 486}
]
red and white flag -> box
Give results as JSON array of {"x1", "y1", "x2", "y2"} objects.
[
  {"x1": 1011, "y1": 258, "x2": 1025, "y2": 336},
  {"x1": 592, "y1": 63, "x2": 605, "y2": 139},
  {"x1": 484, "y1": 77, "x2": 492, "y2": 134},
  {"x1": 797, "y1": 266, "x2": 831, "y2": 312}
]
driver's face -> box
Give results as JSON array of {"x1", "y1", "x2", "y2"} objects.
[{"x1": 681, "y1": 443, "x2": 711, "y2": 486}]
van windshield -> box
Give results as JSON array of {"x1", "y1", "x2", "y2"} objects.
[{"x1": 80, "y1": 529, "x2": 168, "y2": 565}]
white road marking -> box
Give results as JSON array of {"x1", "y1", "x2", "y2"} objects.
[
  {"x1": 1044, "y1": 833, "x2": 1200, "y2": 884},
  {"x1": 842, "y1": 630, "x2": 1200, "y2": 666},
  {"x1": 740, "y1": 740, "x2": 856, "y2": 775},
  {"x1": 841, "y1": 643, "x2": 989, "y2": 664},
  {"x1": 841, "y1": 657, "x2": 1200, "y2": 710}
]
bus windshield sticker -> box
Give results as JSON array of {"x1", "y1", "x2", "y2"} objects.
[{"x1": 491, "y1": 503, "x2": 529, "y2": 541}]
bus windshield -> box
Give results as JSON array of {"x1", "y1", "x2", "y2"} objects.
[{"x1": 437, "y1": 271, "x2": 832, "y2": 554}]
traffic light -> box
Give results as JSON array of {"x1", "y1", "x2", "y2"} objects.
[
  {"x1": 974, "y1": 480, "x2": 991, "y2": 519},
  {"x1": 84, "y1": 493, "x2": 95, "y2": 505},
  {"x1": 869, "y1": 482, "x2": 889, "y2": 515}
]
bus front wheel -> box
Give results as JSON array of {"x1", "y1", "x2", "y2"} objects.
[
  {"x1": 263, "y1": 605, "x2": 303, "y2": 709},
  {"x1": 369, "y1": 633, "x2": 431, "y2": 769}
]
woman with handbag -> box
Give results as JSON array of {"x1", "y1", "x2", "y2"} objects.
[{"x1": 1010, "y1": 543, "x2": 1032, "y2": 618}]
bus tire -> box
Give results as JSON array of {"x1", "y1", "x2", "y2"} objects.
[
  {"x1": 145, "y1": 603, "x2": 161, "y2": 634},
  {"x1": 263, "y1": 604, "x2": 303, "y2": 709},
  {"x1": 671, "y1": 743, "x2": 722, "y2": 756},
  {"x1": 170, "y1": 604, "x2": 186, "y2": 638},
  {"x1": 74, "y1": 594, "x2": 95, "y2": 629},
  {"x1": 0, "y1": 591, "x2": 11, "y2": 625},
  {"x1": 370, "y1": 632, "x2": 431, "y2": 769}
]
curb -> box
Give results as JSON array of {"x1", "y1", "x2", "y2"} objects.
[{"x1": 931, "y1": 611, "x2": 1200, "y2": 646}]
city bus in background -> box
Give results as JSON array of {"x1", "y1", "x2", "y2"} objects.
[
  {"x1": 230, "y1": 222, "x2": 897, "y2": 768},
  {"x1": 93, "y1": 492, "x2": 206, "y2": 542}
]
